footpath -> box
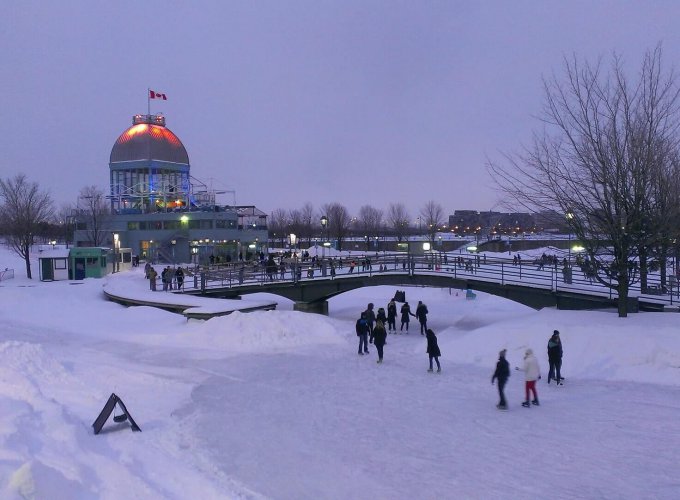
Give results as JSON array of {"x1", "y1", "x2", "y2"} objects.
[{"x1": 103, "y1": 266, "x2": 277, "y2": 319}]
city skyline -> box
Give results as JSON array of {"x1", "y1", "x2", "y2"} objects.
[{"x1": 3, "y1": 1, "x2": 680, "y2": 216}]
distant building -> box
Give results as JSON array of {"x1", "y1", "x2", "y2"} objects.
[
  {"x1": 449, "y1": 210, "x2": 552, "y2": 237},
  {"x1": 73, "y1": 113, "x2": 268, "y2": 264}
]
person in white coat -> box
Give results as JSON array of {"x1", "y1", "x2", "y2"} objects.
[{"x1": 516, "y1": 348, "x2": 541, "y2": 407}]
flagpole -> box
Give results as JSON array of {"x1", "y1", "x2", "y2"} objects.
[{"x1": 147, "y1": 88, "x2": 150, "y2": 116}]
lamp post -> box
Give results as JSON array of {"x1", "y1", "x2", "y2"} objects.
[
  {"x1": 171, "y1": 239, "x2": 176, "y2": 264},
  {"x1": 566, "y1": 210, "x2": 574, "y2": 263},
  {"x1": 320, "y1": 215, "x2": 328, "y2": 259},
  {"x1": 289, "y1": 233, "x2": 297, "y2": 282},
  {"x1": 113, "y1": 233, "x2": 119, "y2": 273}
]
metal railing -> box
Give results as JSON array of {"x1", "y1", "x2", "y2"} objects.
[{"x1": 174, "y1": 252, "x2": 680, "y2": 307}]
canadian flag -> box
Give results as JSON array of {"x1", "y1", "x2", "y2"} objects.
[{"x1": 149, "y1": 90, "x2": 167, "y2": 100}]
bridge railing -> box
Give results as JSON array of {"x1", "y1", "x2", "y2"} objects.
[{"x1": 178, "y1": 252, "x2": 678, "y2": 306}]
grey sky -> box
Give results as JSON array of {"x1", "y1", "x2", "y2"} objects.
[{"x1": 2, "y1": 1, "x2": 679, "y2": 219}]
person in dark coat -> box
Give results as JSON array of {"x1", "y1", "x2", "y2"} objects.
[
  {"x1": 175, "y1": 267, "x2": 184, "y2": 290},
  {"x1": 400, "y1": 302, "x2": 414, "y2": 332},
  {"x1": 373, "y1": 320, "x2": 387, "y2": 363},
  {"x1": 356, "y1": 312, "x2": 369, "y2": 355},
  {"x1": 426, "y1": 329, "x2": 441, "y2": 372},
  {"x1": 547, "y1": 330, "x2": 564, "y2": 385},
  {"x1": 365, "y1": 303, "x2": 376, "y2": 343},
  {"x1": 415, "y1": 301, "x2": 429, "y2": 335},
  {"x1": 376, "y1": 307, "x2": 387, "y2": 326},
  {"x1": 491, "y1": 349, "x2": 510, "y2": 409},
  {"x1": 386, "y1": 299, "x2": 397, "y2": 332},
  {"x1": 148, "y1": 266, "x2": 157, "y2": 291}
]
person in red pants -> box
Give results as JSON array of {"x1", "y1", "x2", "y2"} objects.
[{"x1": 516, "y1": 348, "x2": 541, "y2": 407}]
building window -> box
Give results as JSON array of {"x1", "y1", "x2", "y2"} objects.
[
  {"x1": 54, "y1": 259, "x2": 67, "y2": 270},
  {"x1": 216, "y1": 220, "x2": 236, "y2": 229},
  {"x1": 128, "y1": 221, "x2": 139, "y2": 230}
]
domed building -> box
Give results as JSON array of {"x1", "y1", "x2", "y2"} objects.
[
  {"x1": 74, "y1": 113, "x2": 268, "y2": 266},
  {"x1": 109, "y1": 113, "x2": 191, "y2": 214}
]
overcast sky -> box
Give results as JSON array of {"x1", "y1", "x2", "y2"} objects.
[{"x1": 2, "y1": 1, "x2": 680, "y2": 219}]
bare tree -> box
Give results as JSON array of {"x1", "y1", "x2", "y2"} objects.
[
  {"x1": 56, "y1": 203, "x2": 75, "y2": 247},
  {"x1": 387, "y1": 203, "x2": 410, "y2": 242},
  {"x1": 488, "y1": 46, "x2": 680, "y2": 317},
  {"x1": 358, "y1": 205, "x2": 384, "y2": 239},
  {"x1": 322, "y1": 202, "x2": 352, "y2": 251},
  {"x1": 77, "y1": 185, "x2": 110, "y2": 247},
  {"x1": 300, "y1": 202, "x2": 315, "y2": 246},
  {"x1": 288, "y1": 208, "x2": 304, "y2": 245},
  {"x1": 268, "y1": 208, "x2": 290, "y2": 248},
  {"x1": 420, "y1": 200, "x2": 445, "y2": 242},
  {"x1": 641, "y1": 147, "x2": 680, "y2": 290},
  {"x1": 0, "y1": 174, "x2": 54, "y2": 279}
]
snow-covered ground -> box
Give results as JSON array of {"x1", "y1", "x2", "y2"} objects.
[{"x1": 1, "y1": 246, "x2": 679, "y2": 499}]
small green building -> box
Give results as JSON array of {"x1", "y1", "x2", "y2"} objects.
[{"x1": 69, "y1": 248, "x2": 111, "y2": 280}]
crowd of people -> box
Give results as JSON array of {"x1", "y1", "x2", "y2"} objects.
[
  {"x1": 354, "y1": 295, "x2": 564, "y2": 411},
  {"x1": 144, "y1": 262, "x2": 186, "y2": 291},
  {"x1": 355, "y1": 295, "x2": 441, "y2": 372}
]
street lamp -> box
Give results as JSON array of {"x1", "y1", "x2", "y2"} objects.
[
  {"x1": 320, "y1": 215, "x2": 328, "y2": 258},
  {"x1": 113, "y1": 233, "x2": 120, "y2": 273},
  {"x1": 289, "y1": 233, "x2": 298, "y2": 282},
  {"x1": 566, "y1": 210, "x2": 574, "y2": 262},
  {"x1": 171, "y1": 239, "x2": 177, "y2": 264}
]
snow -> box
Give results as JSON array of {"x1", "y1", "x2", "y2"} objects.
[{"x1": 1, "y1": 245, "x2": 679, "y2": 499}]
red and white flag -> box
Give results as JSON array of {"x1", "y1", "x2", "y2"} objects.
[{"x1": 149, "y1": 90, "x2": 167, "y2": 100}]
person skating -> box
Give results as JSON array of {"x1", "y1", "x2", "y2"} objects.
[
  {"x1": 365, "y1": 303, "x2": 376, "y2": 343},
  {"x1": 516, "y1": 349, "x2": 541, "y2": 407},
  {"x1": 387, "y1": 299, "x2": 397, "y2": 332},
  {"x1": 373, "y1": 320, "x2": 387, "y2": 363},
  {"x1": 400, "y1": 302, "x2": 414, "y2": 332},
  {"x1": 376, "y1": 306, "x2": 387, "y2": 327},
  {"x1": 425, "y1": 329, "x2": 441, "y2": 373},
  {"x1": 491, "y1": 349, "x2": 510, "y2": 409},
  {"x1": 356, "y1": 312, "x2": 369, "y2": 355},
  {"x1": 547, "y1": 330, "x2": 564, "y2": 385},
  {"x1": 415, "y1": 301, "x2": 429, "y2": 335}
]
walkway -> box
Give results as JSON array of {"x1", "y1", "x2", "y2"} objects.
[{"x1": 103, "y1": 266, "x2": 277, "y2": 319}]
